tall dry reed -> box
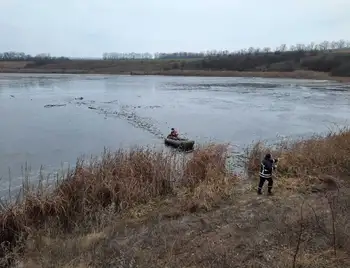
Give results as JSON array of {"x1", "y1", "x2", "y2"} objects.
[
  {"x1": 245, "y1": 129, "x2": 350, "y2": 190},
  {"x1": 0, "y1": 144, "x2": 231, "y2": 261}
]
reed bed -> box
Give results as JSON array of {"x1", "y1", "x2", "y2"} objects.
[
  {"x1": 3, "y1": 129, "x2": 350, "y2": 267},
  {"x1": 0, "y1": 144, "x2": 233, "y2": 264},
  {"x1": 245, "y1": 128, "x2": 350, "y2": 191}
]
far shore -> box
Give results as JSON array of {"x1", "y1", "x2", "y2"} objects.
[{"x1": 1, "y1": 68, "x2": 350, "y2": 83}]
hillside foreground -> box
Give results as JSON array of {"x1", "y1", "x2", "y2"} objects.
[{"x1": 1, "y1": 130, "x2": 350, "y2": 267}]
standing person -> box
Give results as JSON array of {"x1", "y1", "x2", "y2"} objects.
[{"x1": 257, "y1": 153, "x2": 278, "y2": 195}]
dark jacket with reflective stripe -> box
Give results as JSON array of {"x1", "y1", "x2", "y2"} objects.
[{"x1": 259, "y1": 158, "x2": 275, "y2": 178}]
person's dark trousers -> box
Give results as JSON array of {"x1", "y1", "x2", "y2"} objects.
[{"x1": 257, "y1": 176, "x2": 273, "y2": 194}]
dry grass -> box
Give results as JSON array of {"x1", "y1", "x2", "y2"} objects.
[
  {"x1": 0, "y1": 61, "x2": 31, "y2": 69},
  {"x1": 3, "y1": 130, "x2": 350, "y2": 267},
  {"x1": 245, "y1": 128, "x2": 350, "y2": 192},
  {"x1": 235, "y1": 129, "x2": 350, "y2": 267},
  {"x1": 16, "y1": 183, "x2": 350, "y2": 268},
  {"x1": 0, "y1": 144, "x2": 236, "y2": 266}
]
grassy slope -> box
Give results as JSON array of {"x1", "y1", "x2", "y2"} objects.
[{"x1": 1, "y1": 130, "x2": 350, "y2": 267}]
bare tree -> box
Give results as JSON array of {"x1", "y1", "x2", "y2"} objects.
[
  {"x1": 279, "y1": 44, "x2": 287, "y2": 52},
  {"x1": 295, "y1": 43, "x2": 306, "y2": 51},
  {"x1": 319, "y1": 41, "x2": 330, "y2": 51},
  {"x1": 247, "y1": 47, "x2": 255, "y2": 54},
  {"x1": 263, "y1": 47, "x2": 271, "y2": 54},
  {"x1": 337, "y1": 39, "x2": 346, "y2": 49},
  {"x1": 306, "y1": 42, "x2": 315, "y2": 51},
  {"x1": 330, "y1": 41, "x2": 338, "y2": 50}
]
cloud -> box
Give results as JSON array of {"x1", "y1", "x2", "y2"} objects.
[{"x1": 0, "y1": 0, "x2": 349, "y2": 57}]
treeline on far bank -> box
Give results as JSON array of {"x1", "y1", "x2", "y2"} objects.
[
  {"x1": 173, "y1": 48, "x2": 350, "y2": 77},
  {"x1": 191, "y1": 48, "x2": 350, "y2": 77},
  {"x1": 1, "y1": 40, "x2": 350, "y2": 77},
  {"x1": 178, "y1": 40, "x2": 350, "y2": 77}
]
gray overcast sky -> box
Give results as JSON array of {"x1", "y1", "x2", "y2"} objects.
[{"x1": 0, "y1": 0, "x2": 349, "y2": 57}]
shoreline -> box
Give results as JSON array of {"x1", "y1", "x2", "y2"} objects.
[
  {"x1": 1, "y1": 68, "x2": 350, "y2": 83},
  {"x1": 2, "y1": 130, "x2": 350, "y2": 267}
]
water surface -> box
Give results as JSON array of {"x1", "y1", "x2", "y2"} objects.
[{"x1": 1, "y1": 73, "x2": 350, "y2": 195}]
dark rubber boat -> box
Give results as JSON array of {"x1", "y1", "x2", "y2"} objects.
[{"x1": 164, "y1": 137, "x2": 195, "y2": 151}]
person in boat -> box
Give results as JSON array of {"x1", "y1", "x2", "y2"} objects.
[
  {"x1": 168, "y1": 128, "x2": 179, "y2": 139},
  {"x1": 257, "y1": 153, "x2": 278, "y2": 195}
]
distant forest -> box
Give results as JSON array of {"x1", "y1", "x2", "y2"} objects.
[{"x1": 1, "y1": 40, "x2": 350, "y2": 77}]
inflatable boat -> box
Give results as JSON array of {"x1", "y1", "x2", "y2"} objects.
[{"x1": 164, "y1": 137, "x2": 195, "y2": 151}]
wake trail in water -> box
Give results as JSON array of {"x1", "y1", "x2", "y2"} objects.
[{"x1": 69, "y1": 98, "x2": 165, "y2": 139}]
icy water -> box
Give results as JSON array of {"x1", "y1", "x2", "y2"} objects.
[{"x1": 1, "y1": 73, "x2": 350, "y2": 196}]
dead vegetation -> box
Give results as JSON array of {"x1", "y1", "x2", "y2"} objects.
[
  {"x1": 0, "y1": 61, "x2": 30, "y2": 69},
  {"x1": 245, "y1": 128, "x2": 350, "y2": 192},
  {"x1": 241, "y1": 129, "x2": 350, "y2": 267},
  {"x1": 0, "y1": 144, "x2": 236, "y2": 266},
  {"x1": 2, "y1": 130, "x2": 350, "y2": 267}
]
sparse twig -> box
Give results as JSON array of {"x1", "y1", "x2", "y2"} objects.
[
  {"x1": 326, "y1": 185, "x2": 340, "y2": 257},
  {"x1": 293, "y1": 198, "x2": 306, "y2": 268},
  {"x1": 307, "y1": 203, "x2": 328, "y2": 236}
]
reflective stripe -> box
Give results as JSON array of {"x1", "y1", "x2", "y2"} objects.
[{"x1": 259, "y1": 173, "x2": 272, "y2": 178}]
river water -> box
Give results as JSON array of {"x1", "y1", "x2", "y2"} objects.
[{"x1": 1, "y1": 73, "x2": 350, "y2": 196}]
